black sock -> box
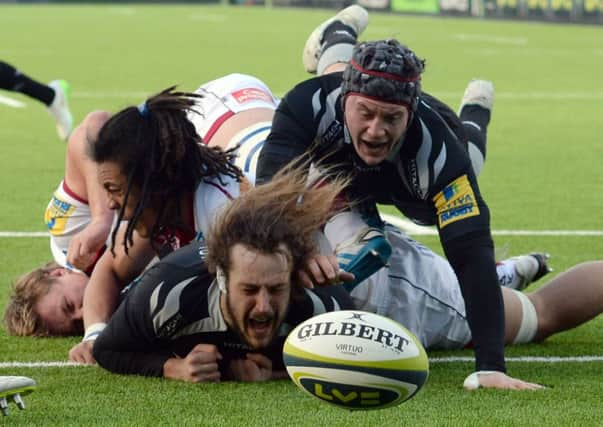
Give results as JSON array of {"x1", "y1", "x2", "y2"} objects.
[
  {"x1": 0, "y1": 61, "x2": 55, "y2": 106},
  {"x1": 460, "y1": 105, "x2": 490, "y2": 159},
  {"x1": 460, "y1": 105, "x2": 491, "y2": 176},
  {"x1": 321, "y1": 21, "x2": 358, "y2": 52}
]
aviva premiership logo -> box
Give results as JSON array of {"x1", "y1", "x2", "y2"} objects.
[{"x1": 432, "y1": 174, "x2": 480, "y2": 228}]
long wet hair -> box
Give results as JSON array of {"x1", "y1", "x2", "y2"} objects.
[
  {"x1": 92, "y1": 87, "x2": 243, "y2": 253},
  {"x1": 205, "y1": 160, "x2": 350, "y2": 295}
]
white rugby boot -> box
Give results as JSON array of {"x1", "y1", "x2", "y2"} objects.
[
  {"x1": 0, "y1": 376, "x2": 37, "y2": 416},
  {"x1": 500, "y1": 253, "x2": 552, "y2": 291},
  {"x1": 302, "y1": 5, "x2": 369, "y2": 74},
  {"x1": 47, "y1": 79, "x2": 73, "y2": 141},
  {"x1": 458, "y1": 79, "x2": 495, "y2": 114}
]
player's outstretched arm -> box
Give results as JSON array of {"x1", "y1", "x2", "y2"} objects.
[
  {"x1": 69, "y1": 225, "x2": 154, "y2": 364},
  {"x1": 64, "y1": 111, "x2": 114, "y2": 271}
]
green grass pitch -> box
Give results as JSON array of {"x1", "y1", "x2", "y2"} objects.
[{"x1": 1, "y1": 4, "x2": 603, "y2": 425}]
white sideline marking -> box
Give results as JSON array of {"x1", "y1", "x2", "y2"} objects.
[
  {"x1": 0, "y1": 232, "x2": 47, "y2": 237},
  {"x1": 2, "y1": 221, "x2": 603, "y2": 239},
  {"x1": 380, "y1": 215, "x2": 603, "y2": 237},
  {"x1": 0, "y1": 94, "x2": 25, "y2": 108},
  {"x1": 0, "y1": 361, "x2": 83, "y2": 368},
  {"x1": 455, "y1": 33, "x2": 528, "y2": 45},
  {"x1": 0, "y1": 90, "x2": 592, "y2": 102},
  {"x1": 2, "y1": 356, "x2": 603, "y2": 369},
  {"x1": 431, "y1": 356, "x2": 603, "y2": 363}
]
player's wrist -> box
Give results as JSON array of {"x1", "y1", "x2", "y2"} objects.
[
  {"x1": 82, "y1": 322, "x2": 107, "y2": 342},
  {"x1": 463, "y1": 370, "x2": 500, "y2": 390}
]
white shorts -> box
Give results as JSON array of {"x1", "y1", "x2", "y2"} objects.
[
  {"x1": 44, "y1": 180, "x2": 91, "y2": 267},
  {"x1": 189, "y1": 73, "x2": 278, "y2": 144},
  {"x1": 350, "y1": 225, "x2": 471, "y2": 350}
]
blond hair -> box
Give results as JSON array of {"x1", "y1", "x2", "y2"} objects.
[{"x1": 3, "y1": 262, "x2": 60, "y2": 336}]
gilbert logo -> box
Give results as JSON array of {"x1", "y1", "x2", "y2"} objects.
[{"x1": 296, "y1": 316, "x2": 410, "y2": 353}]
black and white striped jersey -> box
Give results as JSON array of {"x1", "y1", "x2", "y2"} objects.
[
  {"x1": 257, "y1": 72, "x2": 506, "y2": 373},
  {"x1": 93, "y1": 241, "x2": 354, "y2": 377}
]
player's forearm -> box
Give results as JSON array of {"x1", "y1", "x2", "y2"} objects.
[
  {"x1": 82, "y1": 258, "x2": 122, "y2": 328},
  {"x1": 94, "y1": 346, "x2": 167, "y2": 377},
  {"x1": 444, "y1": 233, "x2": 506, "y2": 372}
]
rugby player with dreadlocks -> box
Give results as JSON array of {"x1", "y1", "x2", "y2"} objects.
[{"x1": 67, "y1": 85, "x2": 268, "y2": 363}]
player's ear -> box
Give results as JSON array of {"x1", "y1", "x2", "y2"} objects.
[{"x1": 48, "y1": 268, "x2": 66, "y2": 278}]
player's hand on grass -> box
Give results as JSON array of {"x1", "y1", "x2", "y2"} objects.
[
  {"x1": 227, "y1": 353, "x2": 272, "y2": 382},
  {"x1": 68, "y1": 340, "x2": 96, "y2": 365},
  {"x1": 297, "y1": 254, "x2": 354, "y2": 288},
  {"x1": 163, "y1": 344, "x2": 222, "y2": 383},
  {"x1": 463, "y1": 371, "x2": 545, "y2": 390}
]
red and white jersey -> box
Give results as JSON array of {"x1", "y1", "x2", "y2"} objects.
[
  {"x1": 189, "y1": 73, "x2": 278, "y2": 145},
  {"x1": 152, "y1": 173, "x2": 242, "y2": 256}
]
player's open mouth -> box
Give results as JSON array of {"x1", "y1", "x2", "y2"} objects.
[
  {"x1": 360, "y1": 140, "x2": 390, "y2": 152},
  {"x1": 248, "y1": 318, "x2": 273, "y2": 334}
]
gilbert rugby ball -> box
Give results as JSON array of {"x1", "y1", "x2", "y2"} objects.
[{"x1": 283, "y1": 310, "x2": 428, "y2": 410}]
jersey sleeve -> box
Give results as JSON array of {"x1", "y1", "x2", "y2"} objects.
[
  {"x1": 93, "y1": 242, "x2": 211, "y2": 377},
  {"x1": 417, "y1": 105, "x2": 506, "y2": 372},
  {"x1": 430, "y1": 154, "x2": 505, "y2": 371},
  {"x1": 443, "y1": 230, "x2": 505, "y2": 372},
  {"x1": 92, "y1": 292, "x2": 173, "y2": 377}
]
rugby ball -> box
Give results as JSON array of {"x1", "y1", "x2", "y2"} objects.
[{"x1": 283, "y1": 310, "x2": 428, "y2": 410}]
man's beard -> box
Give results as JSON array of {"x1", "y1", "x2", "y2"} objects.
[{"x1": 224, "y1": 296, "x2": 280, "y2": 350}]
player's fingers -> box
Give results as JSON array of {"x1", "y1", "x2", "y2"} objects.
[
  {"x1": 296, "y1": 270, "x2": 314, "y2": 289},
  {"x1": 69, "y1": 347, "x2": 95, "y2": 365},
  {"x1": 235, "y1": 359, "x2": 261, "y2": 382},
  {"x1": 193, "y1": 369, "x2": 221, "y2": 383},
  {"x1": 193, "y1": 362, "x2": 220, "y2": 375},
  {"x1": 512, "y1": 380, "x2": 545, "y2": 390},
  {"x1": 81, "y1": 350, "x2": 97, "y2": 365},
  {"x1": 246, "y1": 353, "x2": 272, "y2": 370},
  {"x1": 66, "y1": 242, "x2": 81, "y2": 265},
  {"x1": 337, "y1": 269, "x2": 355, "y2": 283},
  {"x1": 314, "y1": 255, "x2": 339, "y2": 281},
  {"x1": 304, "y1": 258, "x2": 327, "y2": 284},
  {"x1": 191, "y1": 344, "x2": 222, "y2": 360}
]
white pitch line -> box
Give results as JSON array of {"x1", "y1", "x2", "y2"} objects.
[
  {"x1": 455, "y1": 33, "x2": 528, "y2": 45},
  {"x1": 381, "y1": 214, "x2": 603, "y2": 237},
  {"x1": 2, "y1": 222, "x2": 603, "y2": 239},
  {"x1": 0, "y1": 361, "x2": 86, "y2": 368},
  {"x1": 431, "y1": 356, "x2": 603, "y2": 363},
  {"x1": 2, "y1": 356, "x2": 603, "y2": 369},
  {"x1": 0, "y1": 232, "x2": 47, "y2": 237},
  {"x1": 0, "y1": 94, "x2": 26, "y2": 108},
  {"x1": 23, "y1": 90, "x2": 603, "y2": 102}
]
